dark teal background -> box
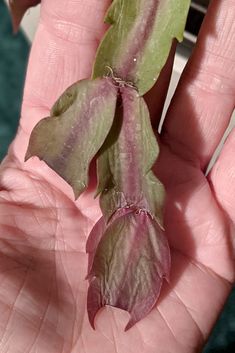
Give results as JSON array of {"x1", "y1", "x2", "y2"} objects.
[
  {"x1": 0, "y1": 0, "x2": 234, "y2": 351},
  {"x1": 0, "y1": 0, "x2": 29, "y2": 159}
]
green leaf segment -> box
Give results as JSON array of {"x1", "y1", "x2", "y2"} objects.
[
  {"x1": 13, "y1": 0, "x2": 191, "y2": 330},
  {"x1": 93, "y1": 0, "x2": 191, "y2": 95}
]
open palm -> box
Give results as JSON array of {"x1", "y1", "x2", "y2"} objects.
[{"x1": 0, "y1": 0, "x2": 234, "y2": 352}]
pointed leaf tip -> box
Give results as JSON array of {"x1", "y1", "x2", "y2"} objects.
[
  {"x1": 87, "y1": 210, "x2": 170, "y2": 330},
  {"x1": 87, "y1": 277, "x2": 103, "y2": 330},
  {"x1": 26, "y1": 78, "x2": 118, "y2": 199},
  {"x1": 86, "y1": 216, "x2": 106, "y2": 276}
]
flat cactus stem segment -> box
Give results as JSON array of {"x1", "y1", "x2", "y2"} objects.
[
  {"x1": 97, "y1": 87, "x2": 165, "y2": 228},
  {"x1": 87, "y1": 210, "x2": 170, "y2": 331},
  {"x1": 88, "y1": 86, "x2": 169, "y2": 329},
  {"x1": 25, "y1": 78, "x2": 118, "y2": 199},
  {"x1": 93, "y1": 0, "x2": 191, "y2": 95},
  {"x1": 9, "y1": 0, "x2": 41, "y2": 32}
]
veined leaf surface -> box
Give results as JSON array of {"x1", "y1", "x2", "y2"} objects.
[
  {"x1": 26, "y1": 78, "x2": 118, "y2": 198},
  {"x1": 97, "y1": 87, "x2": 165, "y2": 227},
  {"x1": 87, "y1": 210, "x2": 170, "y2": 331},
  {"x1": 93, "y1": 0, "x2": 190, "y2": 95}
]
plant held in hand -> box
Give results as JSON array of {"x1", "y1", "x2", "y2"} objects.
[{"x1": 10, "y1": 0, "x2": 190, "y2": 330}]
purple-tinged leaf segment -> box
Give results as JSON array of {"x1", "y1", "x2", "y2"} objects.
[
  {"x1": 97, "y1": 87, "x2": 165, "y2": 228},
  {"x1": 93, "y1": 0, "x2": 191, "y2": 95},
  {"x1": 87, "y1": 87, "x2": 169, "y2": 329},
  {"x1": 26, "y1": 78, "x2": 118, "y2": 198},
  {"x1": 87, "y1": 210, "x2": 170, "y2": 331},
  {"x1": 9, "y1": 0, "x2": 41, "y2": 33}
]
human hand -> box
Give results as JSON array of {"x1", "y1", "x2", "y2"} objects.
[{"x1": 0, "y1": 0, "x2": 234, "y2": 352}]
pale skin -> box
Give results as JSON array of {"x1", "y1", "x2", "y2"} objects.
[{"x1": 0, "y1": 0, "x2": 234, "y2": 352}]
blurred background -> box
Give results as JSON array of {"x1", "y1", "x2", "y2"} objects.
[
  {"x1": 0, "y1": 0, "x2": 234, "y2": 351},
  {"x1": 0, "y1": 0, "x2": 29, "y2": 159}
]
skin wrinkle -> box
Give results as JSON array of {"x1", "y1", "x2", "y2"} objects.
[
  {"x1": 18, "y1": 210, "x2": 56, "y2": 243},
  {"x1": 170, "y1": 288, "x2": 204, "y2": 345},
  {"x1": 55, "y1": 224, "x2": 86, "y2": 253},
  {"x1": 171, "y1": 245, "x2": 232, "y2": 295},
  {"x1": 31, "y1": 209, "x2": 56, "y2": 239},
  {"x1": 0, "y1": 268, "x2": 30, "y2": 347},
  {"x1": 134, "y1": 324, "x2": 151, "y2": 353},
  {"x1": 1, "y1": 301, "x2": 39, "y2": 331},
  {"x1": 0, "y1": 163, "x2": 55, "y2": 202},
  {"x1": 40, "y1": 0, "x2": 110, "y2": 43},
  {"x1": 7, "y1": 212, "x2": 58, "y2": 243},
  {"x1": 55, "y1": 213, "x2": 74, "y2": 253},
  {"x1": 26, "y1": 285, "x2": 53, "y2": 353},
  {"x1": 210, "y1": 160, "x2": 235, "y2": 225},
  {"x1": 110, "y1": 314, "x2": 143, "y2": 353},
  {"x1": 52, "y1": 254, "x2": 63, "y2": 353},
  {"x1": 79, "y1": 334, "x2": 89, "y2": 353},
  {"x1": 199, "y1": 217, "x2": 226, "y2": 248},
  {"x1": 193, "y1": 257, "x2": 233, "y2": 289},
  {"x1": 0, "y1": 177, "x2": 85, "y2": 348},
  {"x1": 156, "y1": 307, "x2": 183, "y2": 348},
  {"x1": 166, "y1": 275, "x2": 205, "y2": 343},
  {"x1": 56, "y1": 255, "x2": 74, "y2": 352},
  {"x1": 98, "y1": 330, "x2": 117, "y2": 349},
  {"x1": 2, "y1": 164, "x2": 75, "y2": 219},
  {"x1": 184, "y1": 67, "x2": 235, "y2": 96},
  {"x1": 110, "y1": 309, "x2": 122, "y2": 353},
  {"x1": 170, "y1": 228, "x2": 233, "y2": 285}
]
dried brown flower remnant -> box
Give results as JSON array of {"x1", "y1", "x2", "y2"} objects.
[{"x1": 9, "y1": 0, "x2": 41, "y2": 32}]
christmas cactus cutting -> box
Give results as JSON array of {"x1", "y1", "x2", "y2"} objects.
[{"x1": 10, "y1": 0, "x2": 190, "y2": 330}]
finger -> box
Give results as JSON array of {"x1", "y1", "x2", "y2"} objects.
[
  {"x1": 161, "y1": 0, "x2": 235, "y2": 170},
  {"x1": 209, "y1": 127, "x2": 235, "y2": 225},
  {"x1": 22, "y1": 0, "x2": 111, "y2": 125},
  {"x1": 10, "y1": 0, "x2": 111, "y2": 162}
]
